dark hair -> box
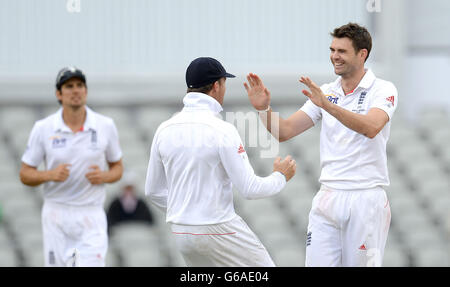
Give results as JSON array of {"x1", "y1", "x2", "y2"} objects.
[
  {"x1": 187, "y1": 82, "x2": 214, "y2": 94},
  {"x1": 331, "y1": 23, "x2": 372, "y2": 62},
  {"x1": 186, "y1": 78, "x2": 223, "y2": 94}
]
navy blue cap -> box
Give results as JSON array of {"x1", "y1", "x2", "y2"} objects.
[
  {"x1": 186, "y1": 57, "x2": 235, "y2": 88},
  {"x1": 56, "y1": 66, "x2": 86, "y2": 90}
]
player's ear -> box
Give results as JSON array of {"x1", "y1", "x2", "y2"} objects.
[
  {"x1": 56, "y1": 89, "x2": 63, "y2": 103},
  {"x1": 219, "y1": 77, "x2": 226, "y2": 87},
  {"x1": 212, "y1": 80, "x2": 220, "y2": 92},
  {"x1": 359, "y1": 48, "x2": 368, "y2": 62}
]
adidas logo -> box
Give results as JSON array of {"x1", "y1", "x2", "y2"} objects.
[{"x1": 386, "y1": 96, "x2": 395, "y2": 106}]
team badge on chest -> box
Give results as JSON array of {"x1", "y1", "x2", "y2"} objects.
[
  {"x1": 352, "y1": 91, "x2": 367, "y2": 113},
  {"x1": 88, "y1": 129, "x2": 99, "y2": 150}
]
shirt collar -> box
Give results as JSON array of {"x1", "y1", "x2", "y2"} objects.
[
  {"x1": 182, "y1": 92, "x2": 223, "y2": 115},
  {"x1": 53, "y1": 106, "x2": 97, "y2": 133},
  {"x1": 330, "y1": 69, "x2": 376, "y2": 95}
]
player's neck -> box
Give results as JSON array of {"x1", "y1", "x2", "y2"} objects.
[
  {"x1": 341, "y1": 68, "x2": 366, "y2": 95},
  {"x1": 62, "y1": 106, "x2": 86, "y2": 132}
]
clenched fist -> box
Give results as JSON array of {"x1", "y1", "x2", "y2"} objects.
[
  {"x1": 50, "y1": 163, "x2": 71, "y2": 182},
  {"x1": 273, "y1": 155, "x2": 296, "y2": 182},
  {"x1": 85, "y1": 165, "x2": 105, "y2": 185}
]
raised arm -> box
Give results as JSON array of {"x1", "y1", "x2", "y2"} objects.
[
  {"x1": 244, "y1": 73, "x2": 314, "y2": 142},
  {"x1": 300, "y1": 76, "x2": 389, "y2": 139}
]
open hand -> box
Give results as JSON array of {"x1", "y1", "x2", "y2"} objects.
[
  {"x1": 299, "y1": 76, "x2": 328, "y2": 108},
  {"x1": 244, "y1": 73, "x2": 271, "y2": 111}
]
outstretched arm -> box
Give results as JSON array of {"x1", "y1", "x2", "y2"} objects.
[
  {"x1": 244, "y1": 73, "x2": 314, "y2": 142},
  {"x1": 300, "y1": 76, "x2": 389, "y2": 139}
]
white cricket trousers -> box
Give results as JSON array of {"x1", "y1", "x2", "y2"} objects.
[
  {"x1": 42, "y1": 201, "x2": 108, "y2": 267},
  {"x1": 170, "y1": 215, "x2": 275, "y2": 267},
  {"x1": 305, "y1": 185, "x2": 391, "y2": 267}
]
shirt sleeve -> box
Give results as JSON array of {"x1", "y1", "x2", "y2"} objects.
[
  {"x1": 144, "y1": 131, "x2": 168, "y2": 212},
  {"x1": 218, "y1": 127, "x2": 286, "y2": 200},
  {"x1": 21, "y1": 122, "x2": 45, "y2": 167},
  {"x1": 105, "y1": 120, "x2": 123, "y2": 163},
  {"x1": 370, "y1": 82, "x2": 398, "y2": 120}
]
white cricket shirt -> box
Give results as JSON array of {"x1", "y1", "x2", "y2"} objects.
[
  {"x1": 300, "y1": 69, "x2": 398, "y2": 190},
  {"x1": 145, "y1": 92, "x2": 286, "y2": 225},
  {"x1": 22, "y1": 106, "x2": 122, "y2": 206}
]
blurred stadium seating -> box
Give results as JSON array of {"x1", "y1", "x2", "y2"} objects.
[{"x1": 0, "y1": 103, "x2": 449, "y2": 267}]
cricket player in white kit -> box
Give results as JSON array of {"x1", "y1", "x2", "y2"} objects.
[
  {"x1": 19, "y1": 67, "x2": 123, "y2": 267},
  {"x1": 145, "y1": 57, "x2": 297, "y2": 267},
  {"x1": 244, "y1": 23, "x2": 398, "y2": 267}
]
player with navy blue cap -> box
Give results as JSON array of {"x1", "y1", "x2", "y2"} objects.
[
  {"x1": 54, "y1": 66, "x2": 87, "y2": 105},
  {"x1": 185, "y1": 57, "x2": 235, "y2": 88},
  {"x1": 145, "y1": 57, "x2": 297, "y2": 266},
  {"x1": 56, "y1": 66, "x2": 86, "y2": 89}
]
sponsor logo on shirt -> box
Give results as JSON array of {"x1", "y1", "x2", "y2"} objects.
[
  {"x1": 238, "y1": 144, "x2": 245, "y2": 154},
  {"x1": 326, "y1": 94, "x2": 339, "y2": 104},
  {"x1": 50, "y1": 136, "x2": 67, "y2": 148}
]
